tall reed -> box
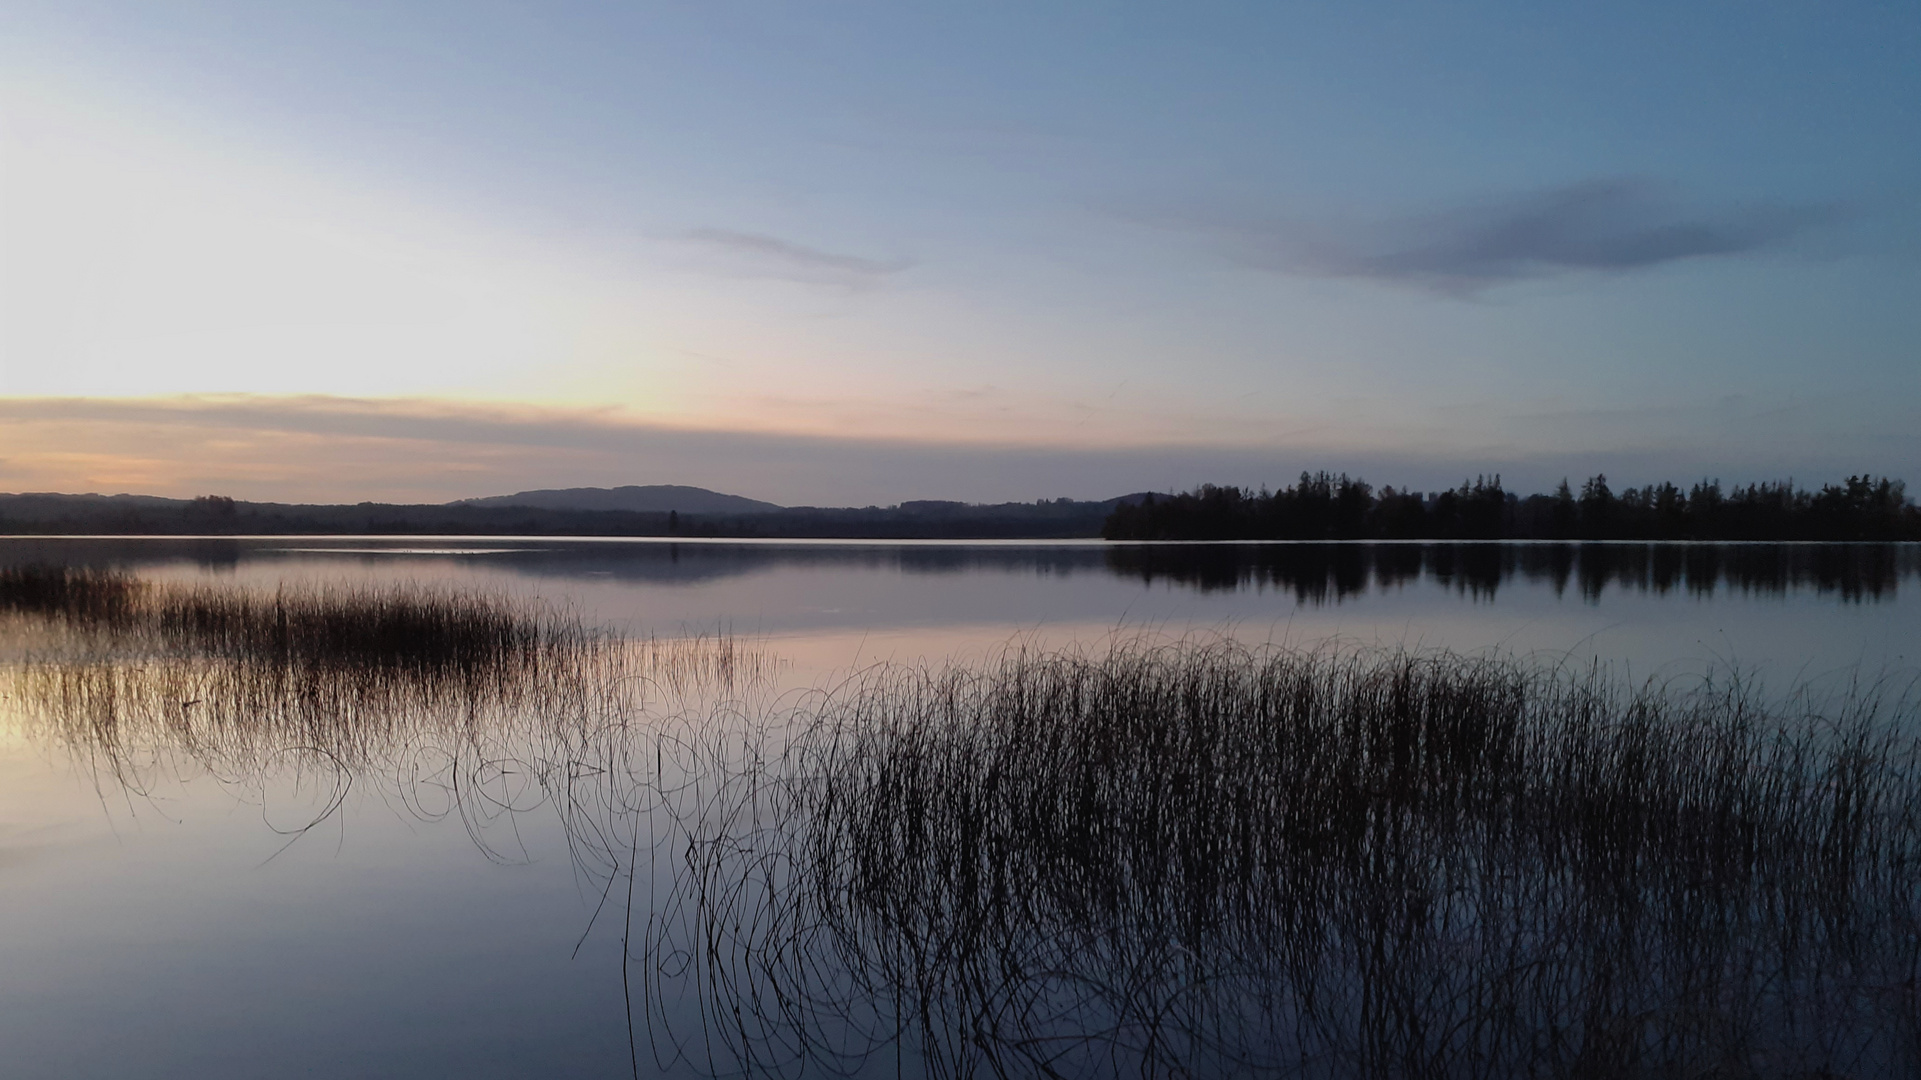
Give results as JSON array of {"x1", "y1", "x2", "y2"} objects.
[{"x1": 652, "y1": 639, "x2": 1921, "y2": 1078}]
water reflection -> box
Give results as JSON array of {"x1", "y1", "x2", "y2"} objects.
[
  {"x1": 1108, "y1": 541, "x2": 1921, "y2": 602},
  {"x1": 2, "y1": 538, "x2": 1917, "y2": 605},
  {"x1": 6, "y1": 572, "x2": 1919, "y2": 1078}
]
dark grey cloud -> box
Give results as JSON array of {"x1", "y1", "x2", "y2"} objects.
[
  {"x1": 678, "y1": 228, "x2": 911, "y2": 287},
  {"x1": 1216, "y1": 179, "x2": 1840, "y2": 295}
]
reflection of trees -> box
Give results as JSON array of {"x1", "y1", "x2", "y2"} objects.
[
  {"x1": 1105, "y1": 542, "x2": 1920, "y2": 603},
  {"x1": 9, "y1": 538, "x2": 1913, "y2": 610},
  {"x1": 7, "y1": 580, "x2": 1921, "y2": 1078}
]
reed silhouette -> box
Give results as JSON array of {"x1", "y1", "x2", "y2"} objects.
[
  {"x1": 0, "y1": 563, "x2": 582, "y2": 673},
  {"x1": 653, "y1": 640, "x2": 1921, "y2": 1078}
]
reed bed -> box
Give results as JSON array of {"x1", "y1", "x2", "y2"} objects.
[
  {"x1": 0, "y1": 563, "x2": 145, "y2": 624},
  {"x1": 1, "y1": 563, "x2": 581, "y2": 673},
  {"x1": 0, "y1": 568, "x2": 772, "y2": 861},
  {"x1": 3, "y1": 566, "x2": 602, "y2": 768},
  {"x1": 649, "y1": 639, "x2": 1921, "y2": 1079}
]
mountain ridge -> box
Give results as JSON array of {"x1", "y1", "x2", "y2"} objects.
[{"x1": 453, "y1": 484, "x2": 782, "y2": 515}]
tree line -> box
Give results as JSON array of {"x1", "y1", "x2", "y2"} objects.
[
  {"x1": 1101, "y1": 473, "x2": 1921, "y2": 542},
  {"x1": 0, "y1": 492, "x2": 1118, "y2": 539}
]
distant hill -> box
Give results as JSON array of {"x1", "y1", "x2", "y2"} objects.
[
  {"x1": 0, "y1": 489, "x2": 1136, "y2": 538},
  {"x1": 453, "y1": 485, "x2": 782, "y2": 515},
  {"x1": 0, "y1": 492, "x2": 189, "y2": 511}
]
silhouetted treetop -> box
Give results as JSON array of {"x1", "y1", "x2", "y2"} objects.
[{"x1": 1102, "y1": 473, "x2": 1920, "y2": 541}]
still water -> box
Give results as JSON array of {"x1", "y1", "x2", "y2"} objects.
[{"x1": 1, "y1": 537, "x2": 1917, "y2": 1078}]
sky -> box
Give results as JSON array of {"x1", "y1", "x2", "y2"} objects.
[{"x1": 2, "y1": 1, "x2": 1917, "y2": 506}]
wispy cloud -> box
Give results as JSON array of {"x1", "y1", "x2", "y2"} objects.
[
  {"x1": 1197, "y1": 179, "x2": 1841, "y2": 295},
  {"x1": 677, "y1": 228, "x2": 911, "y2": 287}
]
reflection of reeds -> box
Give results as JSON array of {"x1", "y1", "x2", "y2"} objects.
[
  {"x1": 634, "y1": 631, "x2": 776, "y2": 699},
  {"x1": 3, "y1": 563, "x2": 576, "y2": 673},
  {"x1": 0, "y1": 564, "x2": 145, "y2": 623},
  {"x1": 655, "y1": 639, "x2": 1921, "y2": 1078},
  {"x1": 0, "y1": 570, "x2": 769, "y2": 843},
  {"x1": 2, "y1": 566, "x2": 610, "y2": 774}
]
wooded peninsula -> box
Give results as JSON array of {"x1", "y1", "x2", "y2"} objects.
[{"x1": 1100, "y1": 474, "x2": 1920, "y2": 542}]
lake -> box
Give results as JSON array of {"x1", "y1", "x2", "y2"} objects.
[{"x1": 2, "y1": 537, "x2": 1918, "y2": 1078}]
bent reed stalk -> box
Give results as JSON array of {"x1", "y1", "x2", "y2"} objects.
[{"x1": 654, "y1": 639, "x2": 1921, "y2": 1079}]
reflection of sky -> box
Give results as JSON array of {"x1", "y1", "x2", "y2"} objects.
[
  {"x1": 3, "y1": 537, "x2": 1918, "y2": 1078},
  {"x1": 0, "y1": 743, "x2": 637, "y2": 1079},
  {"x1": 5, "y1": 537, "x2": 1915, "y2": 679}
]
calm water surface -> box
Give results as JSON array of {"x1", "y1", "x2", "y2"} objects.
[{"x1": 2, "y1": 537, "x2": 1917, "y2": 1078}]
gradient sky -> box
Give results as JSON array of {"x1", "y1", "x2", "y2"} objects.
[{"x1": 2, "y1": 1, "x2": 1917, "y2": 505}]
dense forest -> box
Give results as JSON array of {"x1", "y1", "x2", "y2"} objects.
[{"x1": 1101, "y1": 473, "x2": 1921, "y2": 542}]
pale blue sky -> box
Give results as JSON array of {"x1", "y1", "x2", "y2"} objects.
[{"x1": 2, "y1": 2, "x2": 1916, "y2": 503}]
